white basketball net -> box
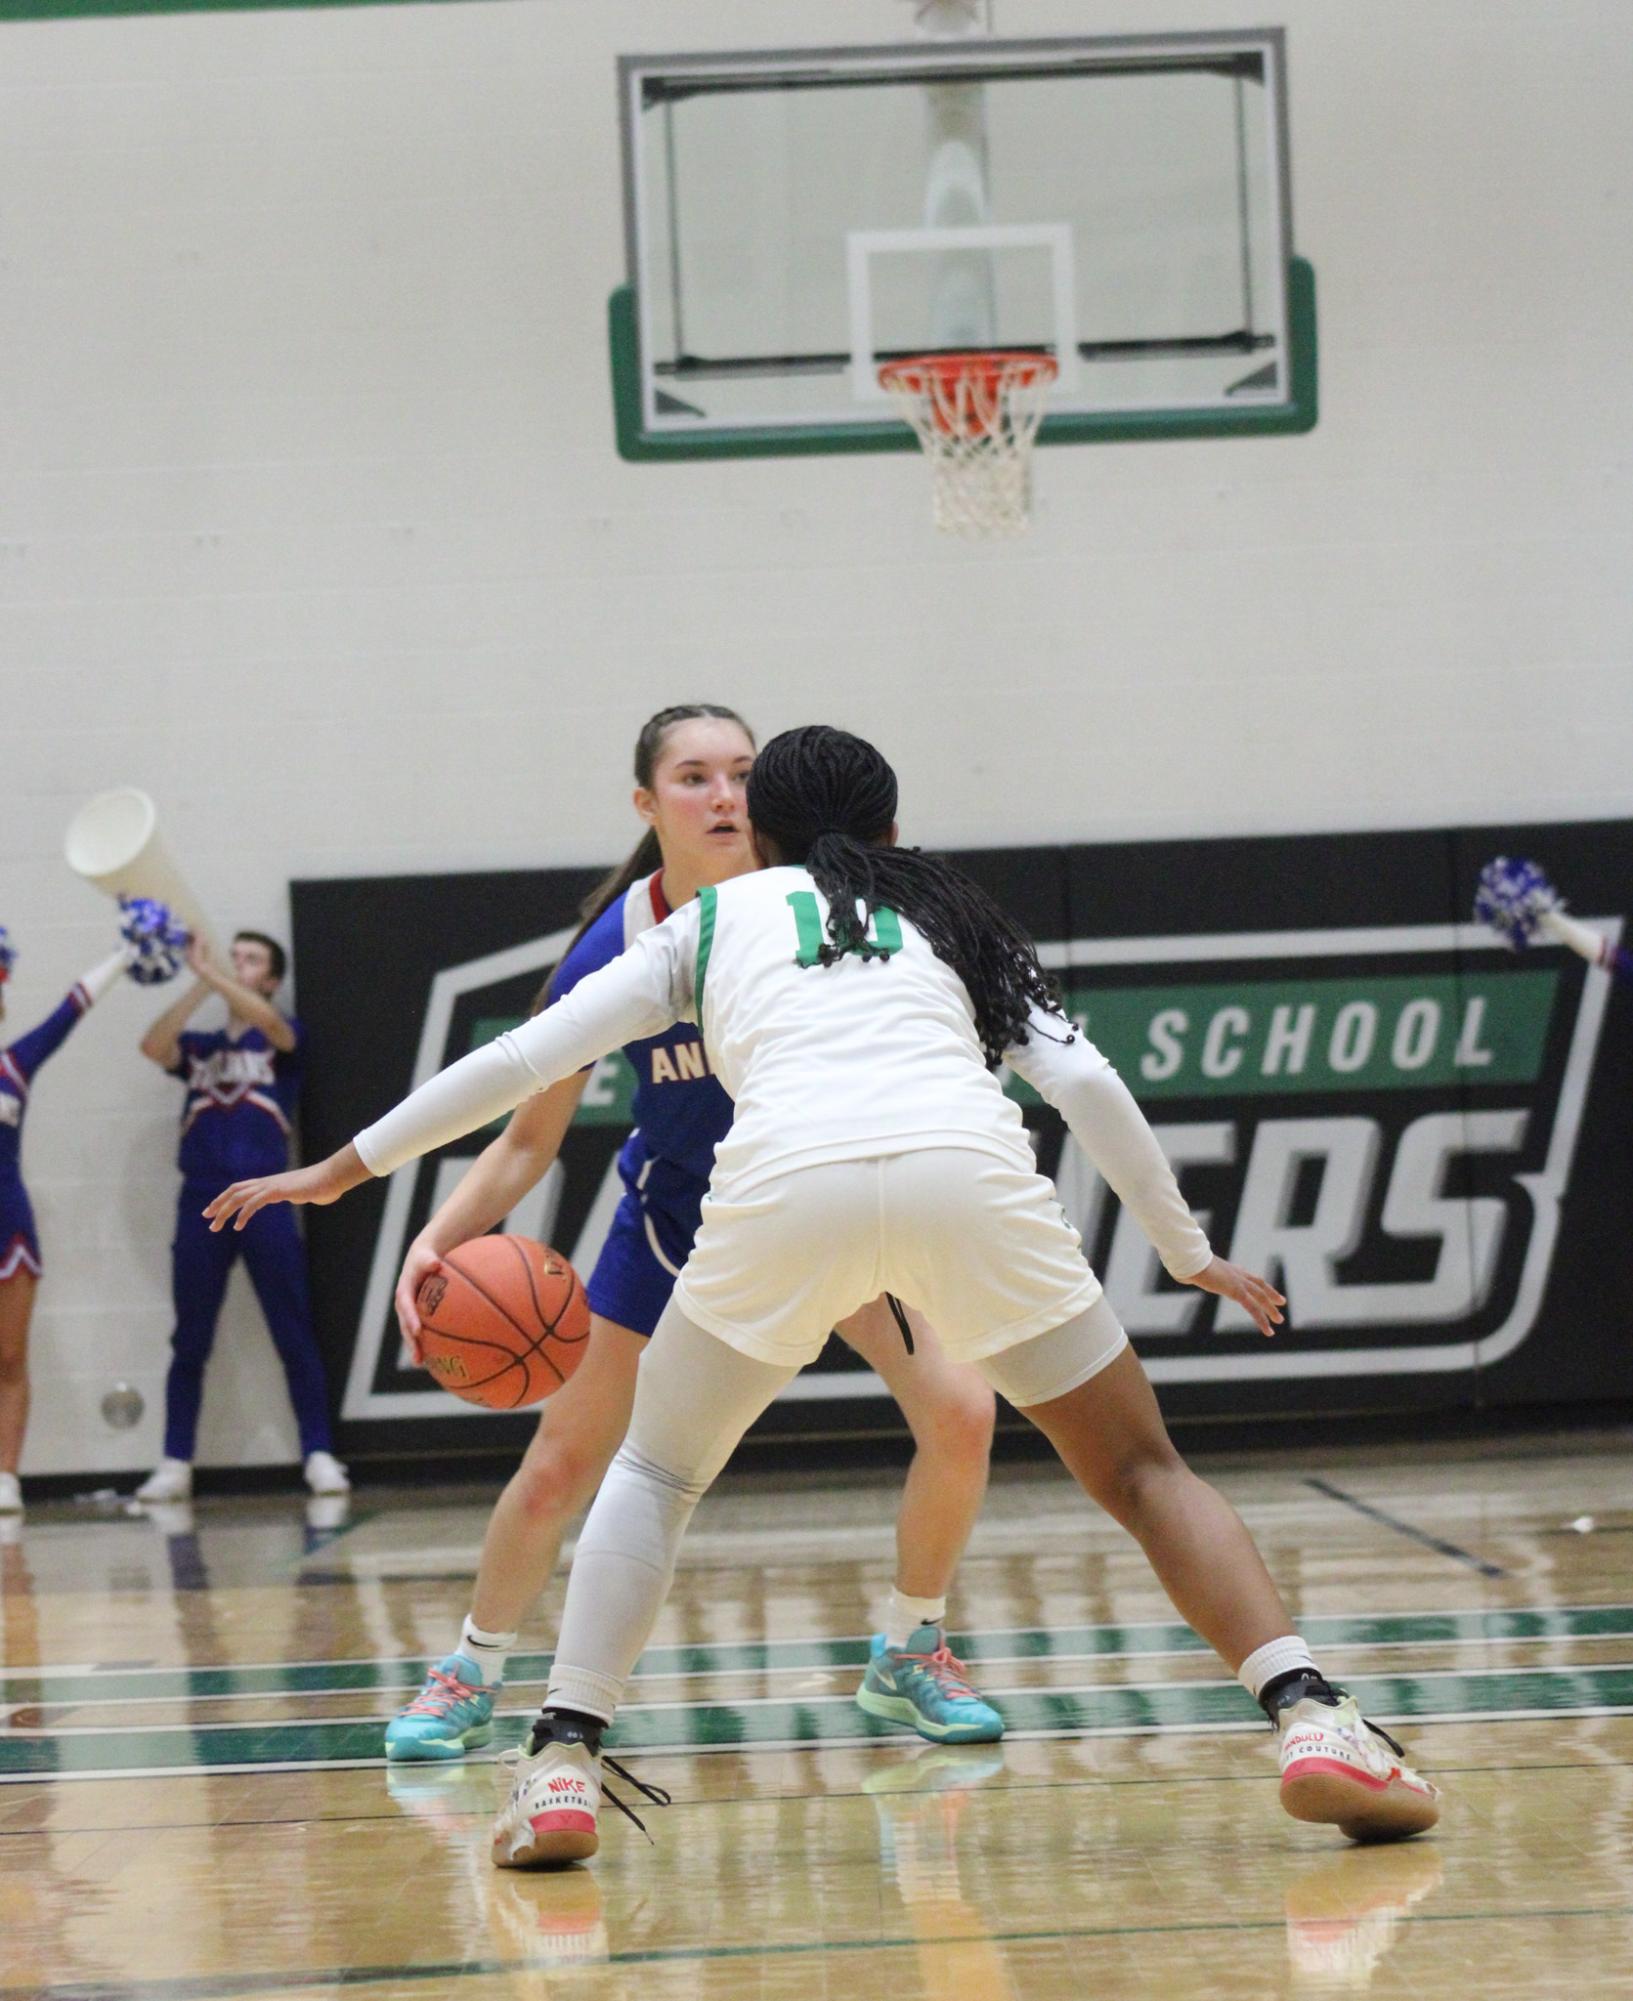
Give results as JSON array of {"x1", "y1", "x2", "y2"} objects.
[{"x1": 879, "y1": 351, "x2": 1058, "y2": 538}]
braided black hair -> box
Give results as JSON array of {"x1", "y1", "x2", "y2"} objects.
[
  {"x1": 746, "y1": 726, "x2": 1060, "y2": 1066},
  {"x1": 539, "y1": 704, "x2": 753, "y2": 1011}
]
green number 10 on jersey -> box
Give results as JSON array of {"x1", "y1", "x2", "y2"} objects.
[{"x1": 787, "y1": 890, "x2": 904, "y2": 967}]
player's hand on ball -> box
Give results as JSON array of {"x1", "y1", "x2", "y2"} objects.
[
  {"x1": 394, "y1": 1238, "x2": 444, "y2": 1361},
  {"x1": 1180, "y1": 1255, "x2": 1285, "y2": 1338}
]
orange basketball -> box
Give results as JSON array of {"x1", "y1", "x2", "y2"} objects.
[{"x1": 415, "y1": 1236, "x2": 591, "y2": 1410}]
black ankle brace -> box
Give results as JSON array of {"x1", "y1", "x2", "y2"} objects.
[
  {"x1": 527, "y1": 1706, "x2": 605, "y2": 1757},
  {"x1": 1260, "y1": 1669, "x2": 1343, "y2": 1724}
]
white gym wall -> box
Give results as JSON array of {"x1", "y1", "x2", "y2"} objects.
[{"x1": 5, "y1": 0, "x2": 1630, "y2": 1474}]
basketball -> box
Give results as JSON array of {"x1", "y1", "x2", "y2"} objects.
[{"x1": 415, "y1": 1236, "x2": 591, "y2": 1410}]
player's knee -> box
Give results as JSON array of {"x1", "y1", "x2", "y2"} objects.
[
  {"x1": 0, "y1": 1343, "x2": 26, "y2": 1389},
  {"x1": 914, "y1": 1371, "x2": 996, "y2": 1463},
  {"x1": 1086, "y1": 1440, "x2": 1186, "y2": 1529},
  {"x1": 510, "y1": 1436, "x2": 609, "y2": 1525}
]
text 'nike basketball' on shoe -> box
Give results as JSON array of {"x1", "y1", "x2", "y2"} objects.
[{"x1": 492, "y1": 1710, "x2": 669, "y2": 1870}]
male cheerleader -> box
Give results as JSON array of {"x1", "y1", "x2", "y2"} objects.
[{"x1": 136, "y1": 932, "x2": 347, "y2": 1500}]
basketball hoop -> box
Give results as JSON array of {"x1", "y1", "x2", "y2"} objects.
[{"x1": 879, "y1": 350, "x2": 1058, "y2": 538}]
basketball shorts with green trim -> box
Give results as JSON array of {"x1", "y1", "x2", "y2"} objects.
[{"x1": 673, "y1": 1148, "x2": 1105, "y2": 1370}]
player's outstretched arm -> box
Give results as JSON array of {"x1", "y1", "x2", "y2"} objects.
[
  {"x1": 204, "y1": 1143, "x2": 371, "y2": 1232},
  {"x1": 1176, "y1": 1255, "x2": 1285, "y2": 1339},
  {"x1": 395, "y1": 1071, "x2": 590, "y2": 1355},
  {"x1": 356, "y1": 926, "x2": 688, "y2": 1180},
  {"x1": 1005, "y1": 1011, "x2": 1284, "y2": 1333}
]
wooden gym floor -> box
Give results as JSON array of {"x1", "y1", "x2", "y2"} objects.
[{"x1": 3, "y1": 1427, "x2": 1631, "y2": 2000}]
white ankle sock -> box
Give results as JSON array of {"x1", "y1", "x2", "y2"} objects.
[
  {"x1": 885, "y1": 1590, "x2": 947, "y2": 1650},
  {"x1": 1237, "y1": 1635, "x2": 1319, "y2": 1703},
  {"x1": 459, "y1": 1616, "x2": 518, "y2": 1686}
]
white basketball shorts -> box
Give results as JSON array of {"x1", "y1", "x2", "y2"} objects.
[{"x1": 673, "y1": 1148, "x2": 1105, "y2": 1369}]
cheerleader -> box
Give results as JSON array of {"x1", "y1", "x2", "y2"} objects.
[{"x1": 0, "y1": 927, "x2": 132, "y2": 1511}]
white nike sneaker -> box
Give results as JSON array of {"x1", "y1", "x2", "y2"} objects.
[
  {"x1": 493, "y1": 1736, "x2": 605, "y2": 1869},
  {"x1": 0, "y1": 1471, "x2": 22, "y2": 1513},
  {"x1": 135, "y1": 1458, "x2": 192, "y2": 1503},
  {"x1": 1279, "y1": 1693, "x2": 1441, "y2": 1842},
  {"x1": 491, "y1": 1717, "x2": 670, "y2": 1871},
  {"x1": 303, "y1": 1450, "x2": 350, "y2": 1496}
]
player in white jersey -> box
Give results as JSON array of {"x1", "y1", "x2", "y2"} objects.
[{"x1": 208, "y1": 726, "x2": 1442, "y2": 1864}]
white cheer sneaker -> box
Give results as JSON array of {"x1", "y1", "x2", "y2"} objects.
[
  {"x1": 303, "y1": 1451, "x2": 351, "y2": 1496},
  {"x1": 135, "y1": 1458, "x2": 193, "y2": 1503},
  {"x1": 1278, "y1": 1693, "x2": 1441, "y2": 1842},
  {"x1": 491, "y1": 1716, "x2": 669, "y2": 1870}
]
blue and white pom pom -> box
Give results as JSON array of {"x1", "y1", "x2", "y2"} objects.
[
  {"x1": 0, "y1": 925, "x2": 14, "y2": 984},
  {"x1": 1473, "y1": 856, "x2": 1560, "y2": 951},
  {"x1": 119, "y1": 896, "x2": 191, "y2": 985}
]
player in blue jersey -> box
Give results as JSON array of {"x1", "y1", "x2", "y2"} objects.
[
  {"x1": 0, "y1": 927, "x2": 134, "y2": 1512},
  {"x1": 381, "y1": 705, "x2": 1004, "y2": 1759},
  {"x1": 134, "y1": 931, "x2": 348, "y2": 1503}
]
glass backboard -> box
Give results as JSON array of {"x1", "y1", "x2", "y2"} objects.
[{"x1": 611, "y1": 30, "x2": 1316, "y2": 460}]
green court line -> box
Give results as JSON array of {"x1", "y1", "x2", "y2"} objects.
[
  {"x1": 4, "y1": 1663, "x2": 1632, "y2": 1781},
  {"x1": 4, "y1": 1903, "x2": 1630, "y2": 2001},
  {"x1": 5, "y1": 1603, "x2": 1630, "y2": 1709}
]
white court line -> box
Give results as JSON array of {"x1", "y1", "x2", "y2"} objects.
[
  {"x1": 9, "y1": 1658, "x2": 1631, "y2": 1738},
  {"x1": 7, "y1": 1704, "x2": 1633, "y2": 1785},
  {"x1": 7, "y1": 1602, "x2": 1627, "y2": 1688},
  {"x1": 16, "y1": 1624, "x2": 1633, "y2": 1714}
]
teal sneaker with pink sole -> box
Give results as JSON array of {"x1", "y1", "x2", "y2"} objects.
[
  {"x1": 856, "y1": 1624, "x2": 1004, "y2": 1744},
  {"x1": 385, "y1": 1653, "x2": 497, "y2": 1762}
]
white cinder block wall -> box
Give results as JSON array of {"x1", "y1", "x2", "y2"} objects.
[{"x1": 4, "y1": 0, "x2": 1629, "y2": 1475}]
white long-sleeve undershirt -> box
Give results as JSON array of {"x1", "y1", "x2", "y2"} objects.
[{"x1": 353, "y1": 926, "x2": 1211, "y2": 1285}]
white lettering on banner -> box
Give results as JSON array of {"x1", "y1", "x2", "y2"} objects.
[
  {"x1": 1142, "y1": 1009, "x2": 1188, "y2": 1082},
  {"x1": 1455, "y1": 997, "x2": 1496, "y2": 1067},
  {"x1": 1328, "y1": 1003, "x2": 1378, "y2": 1074},
  {"x1": 1214, "y1": 1111, "x2": 1529, "y2": 1331},
  {"x1": 1201, "y1": 1008, "x2": 1250, "y2": 1079},
  {"x1": 1102, "y1": 1122, "x2": 1236, "y2": 1335},
  {"x1": 1392, "y1": 998, "x2": 1441, "y2": 1071},
  {"x1": 1262, "y1": 1002, "x2": 1316, "y2": 1076},
  {"x1": 581, "y1": 1055, "x2": 622, "y2": 1109}
]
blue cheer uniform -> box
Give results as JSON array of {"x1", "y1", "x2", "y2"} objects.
[
  {"x1": 162, "y1": 1016, "x2": 333, "y2": 1462},
  {"x1": 550, "y1": 873, "x2": 732, "y2": 1336},
  {"x1": 0, "y1": 982, "x2": 96, "y2": 1282}
]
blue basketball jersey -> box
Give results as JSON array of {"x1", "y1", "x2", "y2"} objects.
[
  {"x1": 550, "y1": 873, "x2": 731, "y2": 1207},
  {"x1": 170, "y1": 1021, "x2": 305, "y2": 1183}
]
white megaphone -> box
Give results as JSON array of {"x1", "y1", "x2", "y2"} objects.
[{"x1": 64, "y1": 788, "x2": 218, "y2": 954}]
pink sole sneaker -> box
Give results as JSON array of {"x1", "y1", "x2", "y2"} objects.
[
  {"x1": 1279, "y1": 1697, "x2": 1441, "y2": 1843},
  {"x1": 493, "y1": 1807, "x2": 599, "y2": 1869},
  {"x1": 492, "y1": 1740, "x2": 603, "y2": 1869}
]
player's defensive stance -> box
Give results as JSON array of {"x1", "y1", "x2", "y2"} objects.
[
  {"x1": 387, "y1": 704, "x2": 1002, "y2": 1754},
  {"x1": 208, "y1": 726, "x2": 1441, "y2": 1862}
]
